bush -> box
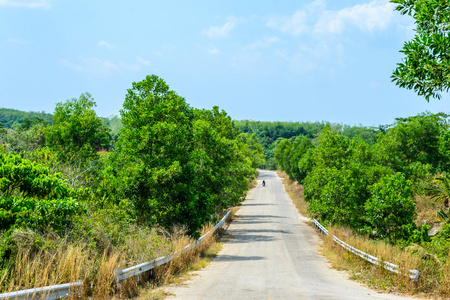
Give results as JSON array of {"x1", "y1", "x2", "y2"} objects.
[{"x1": 365, "y1": 173, "x2": 416, "y2": 242}]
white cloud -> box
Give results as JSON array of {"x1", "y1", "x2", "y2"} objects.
[
  {"x1": 97, "y1": 41, "x2": 113, "y2": 49},
  {"x1": 267, "y1": 10, "x2": 309, "y2": 36},
  {"x1": 60, "y1": 57, "x2": 118, "y2": 75},
  {"x1": 7, "y1": 38, "x2": 30, "y2": 44},
  {"x1": 315, "y1": 0, "x2": 395, "y2": 34},
  {"x1": 136, "y1": 56, "x2": 150, "y2": 67},
  {"x1": 120, "y1": 56, "x2": 151, "y2": 71},
  {"x1": 0, "y1": 0, "x2": 50, "y2": 9},
  {"x1": 59, "y1": 59, "x2": 83, "y2": 72},
  {"x1": 208, "y1": 47, "x2": 221, "y2": 55},
  {"x1": 203, "y1": 17, "x2": 237, "y2": 39},
  {"x1": 231, "y1": 36, "x2": 279, "y2": 74},
  {"x1": 244, "y1": 36, "x2": 279, "y2": 50},
  {"x1": 60, "y1": 56, "x2": 150, "y2": 74},
  {"x1": 267, "y1": 0, "x2": 396, "y2": 36}
]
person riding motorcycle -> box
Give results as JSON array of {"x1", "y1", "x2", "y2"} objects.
[{"x1": 262, "y1": 180, "x2": 265, "y2": 186}]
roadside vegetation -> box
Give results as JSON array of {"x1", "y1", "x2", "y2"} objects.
[
  {"x1": 235, "y1": 120, "x2": 378, "y2": 169},
  {"x1": 275, "y1": 112, "x2": 450, "y2": 298},
  {"x1": 0, "y1": 75, "x2": 265, "y2": 298}
]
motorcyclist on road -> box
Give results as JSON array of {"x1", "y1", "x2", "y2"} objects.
[{"x1": 262, "y1": 180, "x2": 265, "y2": 187}]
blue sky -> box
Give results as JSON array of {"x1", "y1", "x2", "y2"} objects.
[{"x1": 1, "y1": 0, "x2": 449, "y2": 126}]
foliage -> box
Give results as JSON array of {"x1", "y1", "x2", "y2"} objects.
[
  {"x1": 274, "y1": 136, "x2": 313, "y2": 183},
  {"x1": 235, "y1": 120, "x2": 324, "y2": 169},
  {"x1": 0, "y1": 152, "x2": 72, "y2": 199},
  {"x1": 101, "y1": 115, "x2": 123, "y2": 149},
  {"x1": 0, "y1": 124, "x2": 46, "y2": 153},
  {"x1": 0, "y1": 108, "x2": 53, "y2": 129},
  {"x1": 237, "y1": 120, "x2": 381, "y2": 169},
  {"x1": 436, "y1": 208, "x2": 449, "y2": 222},
  {"x1": 375, "y1": 112, "x2": 448, "y2": 173},
  {"x1": 114, "y1": 75, "x2": 194, "y2": 228},
  {"x1": 0, "y1": 197, "x2": 81, "y2": 234},
  {"x1": 391, "y1": 0, "x2": 450, "y2": 100},
  {"x1": 45, "y1": 93, "x2": 110, "y2": 165},
  {"x1": 0, "y1": 152, "x2": 81, "y2": 263},
  {"x1": 365, "y1": 173, "x2": 416, "y2": 241},
  {"x1": 425, "y1": 222, "x2": 450, "y2": 261},
  {"x1": 425, "y1": 173, "x2": 450, "y2": 207},
  {"x1": 341, "y1": 124, "x2": 379, "y2": 145},
  {"x1": 110, "y1": 75, "x2": 255, "y2": 234},
  {"x1": 274, "y1": 139, "x2": 292, "y2": 173},
  {"x1": 237, "y1": 133, "x2": 266, "y2": 169},
  {"x1": 18, "y1": 117, "x2": 48, "y2": 132},
  {"x1": 303, "y1": 129, "x2": 392, "y2": 229}
]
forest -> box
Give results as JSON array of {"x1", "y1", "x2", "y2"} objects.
[{"x1": 0, "y1": 75, "x2": 264, "y2": 295}]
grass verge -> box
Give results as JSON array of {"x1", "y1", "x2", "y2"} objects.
[{"x1": 133, "y1": 226, "x2": 225, "y2": 300}]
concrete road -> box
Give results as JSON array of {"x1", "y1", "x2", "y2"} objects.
[{"x1": 166, "y1": 170, "x2": 417, "y2": 300}]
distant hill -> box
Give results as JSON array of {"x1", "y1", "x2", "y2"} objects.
[
  {"x1": 0, "y1": 108, "x2": 53, "y2": 129},
  {"x1": 0, "y1": 108, "x2": 123, "y2": 135}
]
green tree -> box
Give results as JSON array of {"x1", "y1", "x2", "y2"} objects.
[
  {"x1": 115, "y1": 75, "x2": 194, "y2": 228},
  {"x1": 112, "y1": 76, "x2": 254, "y2": 234},
  {"x1": 375, "y1": 112, "x2": 447, "y2": 173},
  {"x1": 304, "y1": 129, "x2": 392, "y2": 228},
  {"x1": 18, "y1": 117, "x2": 48, "y2": 132},
  {"x1": 0, "y1": 152, "x2": 81, "y2": 262},
  {"x1": 237, "y1": 133, "x2": 265, "y2": 169},
  {"x1": 365, "y1": 173, "x2": 416, "y2": 241},
  {"x1": 274, "y1": 138, "x2": 291, "y2": 172},
  {"x1": 391, "y1": 0, "x2": 450, "y2": 100},
  {"x1": 45, "y1": 93, "x2": 109, "y2": 164},
  {"x1": 289, "y1": 136, "x2": 314, "y2": 183}
]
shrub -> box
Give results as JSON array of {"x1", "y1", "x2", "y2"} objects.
[{"x1": 365, "y1": 173, "x2": 416, "y2": 242}]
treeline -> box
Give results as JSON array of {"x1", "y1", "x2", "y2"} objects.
[
  {"x1": 235, "y1": 120, "x2": 379, "y2": 169},
  {"x1": 0, "y1": 107, "x2": 124, "y2": 147},
  {"x1": 0, "y1": 108, "x2": 53, "y2": 129},
  {"x1": 0, "y1": 75, "x2": 264, "y2": 274},
  {"x1": 274, "y1": 112, "x2": 450, "y2": 260}
]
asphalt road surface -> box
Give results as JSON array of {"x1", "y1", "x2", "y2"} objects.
[{"x1": 166, "y1": 170, "x2": 417, "y2": 300}]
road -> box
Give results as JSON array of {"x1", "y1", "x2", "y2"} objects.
[{"x1": 166, "y1": 170, "x2": 416, "y2": 300}]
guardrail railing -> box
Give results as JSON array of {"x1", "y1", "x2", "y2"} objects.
[
  {"x1": 115, "y1": 210, "x2": 230, "y2": 282},
  {"x1": 312, "y1": 219, "x2": 419, "y2": 282},
  {"x1": 0, "y1": 280, "x2": 82, "y2": 300},
  {"x1": 0, "y1": 211, "x2": 231, "y2": 299}
]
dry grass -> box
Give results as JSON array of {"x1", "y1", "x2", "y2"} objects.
[
  {"x1": 248, "y1": 172, "x2": 258, "y2": 189},
  {"x1": 0, "y1": 244, "x2": 90, "y2": 297},
  {"x1": 133, "y1": 224, "x2": 225, "y2": 300},
  {"x1": 0, "y1": 227, "x2": 187, "y2": 298},
  {"x1": 415, "y1": 194, "x2": 440, "y2": 226},
  {"x1": 275, "y1": 170, "x2": 308, "y2": 216},
  {"x1": 0, "y1": 221, "x2": 227, "y2": 299},
  {"x1": 94, "y1": 252, "x2": 121, "y2": 299},
  {"x1": 324, "y1": 227, "x2": 419, "y2": 294},
  {"x1": 0, "y1": 243, "x2": 128, "y2": 299},
  {"x1": 321, "y1": 226, "x2": 450, "y2": 299}
]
